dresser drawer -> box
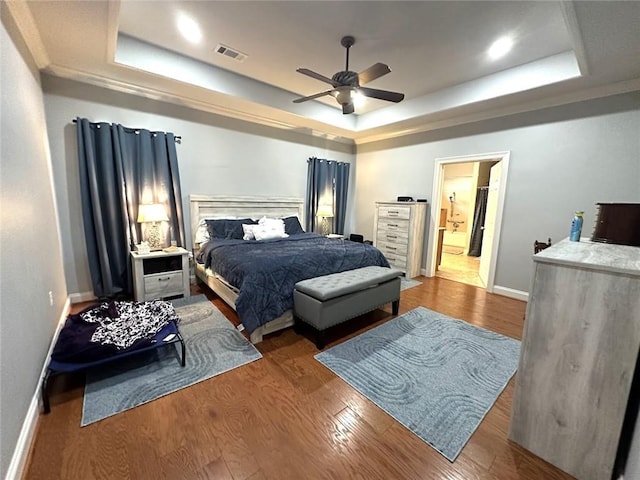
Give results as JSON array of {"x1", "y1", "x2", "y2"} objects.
[
  {"x1": 387, "y1": 257, "x2": 407, "y2": 271},
  {"x1": 382, "y1": 251, "x2": 407, "y2": 270},
  {"x1": 377, "y1": 230, "x2": 409, "y2": 245},
  {"x1": 377, "y1": 217, "x2": 409, "y2": 233},
  {"x1": 144, "y1": 271, "x2": 184, "y2": 299},
  {"x1": 378, "y1": 205, "x2": 411, "y2": 220},
  {"x1": 377, "y1": 240, "x2": 408, "y2": 259}
]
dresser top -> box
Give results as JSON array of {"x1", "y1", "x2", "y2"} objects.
[{"x1": 535, "y1": 238, "x2": 640, "y2": 276}]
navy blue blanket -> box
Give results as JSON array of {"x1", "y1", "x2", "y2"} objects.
[{"x1": 196, "y1": 233, "x2": 390, "y2": 333}]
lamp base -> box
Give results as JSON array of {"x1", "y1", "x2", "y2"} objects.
[
  {"x1": 321, "y1": 218, "x2": 330, "y2": 236},
  {"x1": 146, "y1": 223, "x2": 163, "y2": 250}
]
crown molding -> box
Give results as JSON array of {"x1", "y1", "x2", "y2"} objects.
[
  {"x1": 4, "y1": 0, "x2": 50, "y2": 68},
  {"x1": 560, "y1": 1, "x2": 590, "y2": 75},
  {"x1": 354, "y1": 77, "x2": 640, "y2": 146},
  {"x1": 42, "y1": 63, "x2": 639, "y2": 149}
]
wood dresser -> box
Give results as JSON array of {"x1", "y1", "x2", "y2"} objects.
[
  {"x1": 509, "y1": 238, "x2": 640, "y2": 480},
  {"x1": 373, "y1": 201, "x2": 427, "y2": 278}
]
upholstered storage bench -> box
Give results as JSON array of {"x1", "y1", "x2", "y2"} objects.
[{"x1": 293, "y1": 266, "x2": 402, "y2": 348}]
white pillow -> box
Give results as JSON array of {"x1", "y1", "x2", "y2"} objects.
[
  {"x1": 253, "y1": 223, "x2": 288, "y2": 241},
  {"x1": 194, "y1": 224, "x2": 210, "y2": 244},
  {"x1": 258, "y1": 216, "x2": 285, "y2": 229},
  {"x1": 242, "y1": 223, "x2": 258, "y2": 241}
]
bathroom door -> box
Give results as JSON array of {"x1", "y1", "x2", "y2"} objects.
[{"x1": 479, "y1": 162, "x2": 501, "y2": 285}]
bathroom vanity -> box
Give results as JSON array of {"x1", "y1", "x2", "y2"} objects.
[{"x1": 509, "y1": 238, "x2": 640, "y2": 480}]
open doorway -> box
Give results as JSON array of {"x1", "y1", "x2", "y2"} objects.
[{"x1": 425, "y1": 152, "x2": 510, "y2": 292}]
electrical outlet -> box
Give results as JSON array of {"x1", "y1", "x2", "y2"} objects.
[{"x1": 48, "y1": 291, "x2": 54, "y2": 306}]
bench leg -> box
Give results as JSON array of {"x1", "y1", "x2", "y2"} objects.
[
  {"x1": 315, "y1": 329, "x2": 327, "y2": 350},
  {"x1": 392, "y1": 299, "x2": 400, "y2": 315},
  {"x1": 293, "y1": 316, "x2": 302, "y2": 334}
]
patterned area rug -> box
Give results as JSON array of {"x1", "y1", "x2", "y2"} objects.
[
  {"x1": 315, "y1": 306, "x2": 520, "y2": 461},
  {"x1": 400, "y1": 277, "x2": 422, "y2": 291},
  {"x1": 82, "y1": 295, "x2": 261, "y2": 426}
]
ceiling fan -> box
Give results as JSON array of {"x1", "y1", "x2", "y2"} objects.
[{"x1": 293, "y1": 36, "x2": 405, "y2": 115}]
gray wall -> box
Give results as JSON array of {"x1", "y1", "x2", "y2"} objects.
[
  {"x1": 0, "y1": 7, "x2": 68, "y2": 478},
  {"x1": 42, "y1": 76, "x2": 356, "y2": 298},
  {"x1": 355, "y1": 94, "x2": 640, "y2": 292}
]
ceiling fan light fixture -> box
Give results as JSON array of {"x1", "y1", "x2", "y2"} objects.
[
  {"x1": 351, "y1": 90, "x2": 366, "y2": 108},
  {"x1": 333, "y1": 89, "x2": 352, "y2": 105},
  {"x1": 293, "y1": 35, "x2": 404, "y2": 113}
]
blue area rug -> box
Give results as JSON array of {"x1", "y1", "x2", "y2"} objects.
[
  {"x1": 82, "y1": 295, "x2": 261, "y2": 426},
  {"x1": 400, "y1": 277, "x2": 422, "y2": 291},
  {"x1": 315, "y1": 306, "x2": 520, "y2": 461}
]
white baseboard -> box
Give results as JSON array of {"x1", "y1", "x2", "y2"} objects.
[
  {"x1": 420, "y1": 268, "x2": 529, "y2": 303},
  {"x1": 5, "y1": 297, "x2": 71, "y2": 480},
  {"x1": 493, "y1": 285, "x2": 529, "y2": 302},
  {"x1": 68, "y1": 290, "x2": 95, "y2": 303}
]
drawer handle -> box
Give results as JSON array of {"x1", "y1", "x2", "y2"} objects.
[
  {"x1": 158, "y1": 277, "x2": 171, "y2": 282},
  {"x1": 388, "y1": 224, "x2": 398, "y2": 227},
  {"x1": 386, "y1": 246, "x2": 397, "y2": 251},
  {"x1": 386, "y1": 234, "x2": 397, "y2": 239}
]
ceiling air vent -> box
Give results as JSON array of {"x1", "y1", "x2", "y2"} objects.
[{"x1": 214, "y1": 44, "x2": 247, "y2": 63}]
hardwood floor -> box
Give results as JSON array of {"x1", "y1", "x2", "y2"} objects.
[{"x1": 24, "y1": 277, "x2": 574, "y2": 480}]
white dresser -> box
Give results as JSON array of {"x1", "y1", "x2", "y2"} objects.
[
  {"x1": 509, "y1": 239, "x2": 640, "y2": 480},
  {"x1": 373, "y1": 201, "x2": 427, "y2": 278}
]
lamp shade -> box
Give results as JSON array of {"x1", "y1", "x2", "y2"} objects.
[
  {"x1": 137, "y1": 203, "x2": 168, "y2": 223},
  {"x1": 316, "y1": 204, "x2": 334, "y2": 218}
]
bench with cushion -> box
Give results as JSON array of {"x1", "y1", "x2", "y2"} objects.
[{"x1": 293, "y1": 266, "x2": 402, "y2": 348}]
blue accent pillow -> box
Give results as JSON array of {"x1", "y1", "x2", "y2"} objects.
[
  {"x1": 206, "y1": 218, "x2": 256, "y2": 240},
  {"x1": 283, "y1": 216, "x2": 305, "y2": 235}
]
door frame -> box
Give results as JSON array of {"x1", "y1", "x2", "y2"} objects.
[{"x1": 425, "y1": 151, "x2": 510, "y2": 292}]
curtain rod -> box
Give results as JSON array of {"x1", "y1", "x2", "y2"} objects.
[{"x1": 72, "y1": 119, "x2": 181, "y2": 143}]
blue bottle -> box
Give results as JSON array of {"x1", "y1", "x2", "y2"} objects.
[{"x1": 569, "y1": 211, "x2": 584, "y2": 242}]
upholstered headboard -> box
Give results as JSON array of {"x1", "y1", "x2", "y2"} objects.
[{"x1": 189, "y1": 194, "x2": 305, "y2": 248}]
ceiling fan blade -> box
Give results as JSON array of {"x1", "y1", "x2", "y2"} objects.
[
  {"x1": 293, "y1": 89, "x2": 334, "y2": 103},
  {"x1": 358, "y1": 63, "x2": 391, "y2": 85},
  {"x1": 296, "y1": 68, "x2": 340, "y2": 87},
  {"x1": 342, "y1": 102, "x2": 355, "y2": 115},
  {"x1": 359, "y1": 87, "x2": 405, "y2": 103}
]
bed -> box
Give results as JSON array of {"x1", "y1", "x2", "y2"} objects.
[{"x1": 190, "y1": 195, "x2": 390, "y2": 343}]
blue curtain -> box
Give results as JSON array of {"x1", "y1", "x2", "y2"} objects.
[
  {"x1": 76, "y1": 118, "x2": 184, "y2": 298},
  {"x1": 305, "y1": 157, "x2": 350, "y2": 234},
  {"x1": 468, "y1": 187, "x2": 489, "y2": 257}
]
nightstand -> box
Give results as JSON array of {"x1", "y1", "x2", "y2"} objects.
[{"x1": 131, "y1": 248, "x2": 190, "y2": 301}]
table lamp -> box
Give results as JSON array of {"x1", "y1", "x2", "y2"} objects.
[
  {"x1": 137, "y1": 203, "x2": 169, "y2": 250},
  {"x1": 316, "y1": 204, "x2": 334, "y2": 235}
]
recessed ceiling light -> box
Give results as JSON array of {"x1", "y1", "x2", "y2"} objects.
[
  {"x1": 177, "y1": 14, "x2": 202, "y2": 44},
  {"x1": 488, "y1": 36, "x2": 513, "y2": 60}
]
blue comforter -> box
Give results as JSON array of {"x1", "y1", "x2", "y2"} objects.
[{"x1": 196, "y1": 233, "x2": 390, "y2": 333}]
